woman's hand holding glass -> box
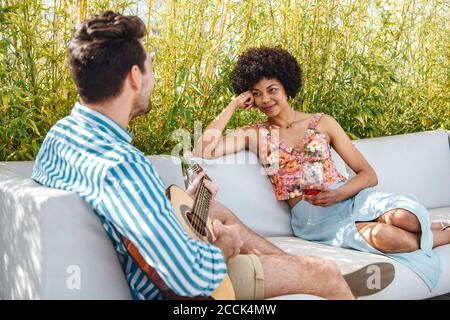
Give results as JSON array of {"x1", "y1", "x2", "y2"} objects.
[
  {"x1": 302, "y1": 185, "x2": 342, "y2": 207},
  {"x1": 301, "y1": 161, "x2": 342, "y2": 207}
]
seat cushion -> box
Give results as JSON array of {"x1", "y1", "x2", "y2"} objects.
[
  {"x1": 429, "y1": 206, "x2": 450, "y2": 223},
  {"x1": 267, "y1": 293, "x2": 325, "y2": 300}
]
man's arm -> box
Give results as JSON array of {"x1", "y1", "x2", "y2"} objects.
[{"x1": 96, "y1": 159, "x2": 228, "y2": 297}]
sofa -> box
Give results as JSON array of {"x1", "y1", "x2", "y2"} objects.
[{"x1": 0, "y1": 130, "x2": 449, "y2": 300}]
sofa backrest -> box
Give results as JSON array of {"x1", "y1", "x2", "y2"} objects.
[
  {"x1": 195, "y1": 130, "x2": 449, "y2": 236},
  {"x1": 351, "y1": 130, "x2": 450, "y2": 209},
  {"x1": 0, "y1": 155, "x2": 183, "y2": 300}
]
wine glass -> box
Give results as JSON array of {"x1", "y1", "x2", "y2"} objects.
[
  {"x1": 300, "y1": 161, "x2": 324, "y2": 225},
  {"x1": 300, "y1": 161, "x2": 324, "y2": 196}
]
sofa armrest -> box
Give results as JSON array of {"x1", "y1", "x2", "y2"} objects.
[{"x1": 0, "y1": 165, "x2": 131, "y2": 299}]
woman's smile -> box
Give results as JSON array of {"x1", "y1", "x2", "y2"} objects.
[{"x1": 261, "y1": 103, "x2": 277, "y2": 114}]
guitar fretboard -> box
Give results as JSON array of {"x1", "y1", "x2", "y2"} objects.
[{"x1": 191, "y1": 164, "x2": 212, "y2": 231}]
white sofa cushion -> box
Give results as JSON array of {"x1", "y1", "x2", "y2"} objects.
[
  {"x1": 351, "y1": 130, "x2": 450, "y2": 209},
  {"x1": 193, "y1": 151, "x2": 293, "y2": 237},
  {"x1": 0, "y1": 155, "x2": 183, "y2": 300},
  {"x1": 0, "y1": 166, "x2": 130, "y2": 299}
]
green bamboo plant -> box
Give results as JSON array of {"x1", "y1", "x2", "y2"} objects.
[{"x1": 0, "y1": 0, "x2": 448, "y2": 160}]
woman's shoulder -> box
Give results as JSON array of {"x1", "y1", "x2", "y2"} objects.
[
  {"x1": 318, "y1": 114, "x2": 341, "y2": 128},
  {"x1": 314, "y1": 114, "x2": 345, "y2": 143},
  {"x1": 308, "y1": 113, "x2": 341, "y2": 141},
  {"x1": 297, "y1": 111, "x2": 325, "y2": 123},
  {"x1": 305, "y1": 112, "x2": 338, "y2": 126}
]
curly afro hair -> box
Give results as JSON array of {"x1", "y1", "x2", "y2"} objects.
[{"x1": 231, "y1": 46, "x2": 302, "y2": 99}]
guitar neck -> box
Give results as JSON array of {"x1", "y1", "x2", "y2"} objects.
[{"x1": 191, "y1": 165, "x2": 212, "y2": 224}]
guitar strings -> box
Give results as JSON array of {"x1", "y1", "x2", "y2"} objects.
[
  {"x1": 192, "y1": 178, "x2": 206, "y2": 233},
  {"x1": 190, "y1": 164, "x2": 213, "y2": 236}
]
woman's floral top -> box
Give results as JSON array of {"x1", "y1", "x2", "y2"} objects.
[{"x1": 255, "y1": 113, "x2": 347, "y2": 200}]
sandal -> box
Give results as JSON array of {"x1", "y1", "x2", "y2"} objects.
[
  {"x1": 343, "y1": 262, "x2": 395, "y2": 298},
  {"x1": 440, "y1": 221, "x2": 450, "y2": 231}
]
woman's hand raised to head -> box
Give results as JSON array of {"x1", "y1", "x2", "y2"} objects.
[
  {"x1": 230, "y1": 91, "x2": 254, "y2": 111},
  {"x1": 195, "y1": 91, "x2": 255, "y2": 159}
]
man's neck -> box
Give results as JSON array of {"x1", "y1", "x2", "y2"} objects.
[{"x1": 82, "y1": 95, "x2": 132, "y2": 129}]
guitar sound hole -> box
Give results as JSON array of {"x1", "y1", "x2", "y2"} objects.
[{"x1": 186, "y1": 212, "x2": 207, "y2": 237}]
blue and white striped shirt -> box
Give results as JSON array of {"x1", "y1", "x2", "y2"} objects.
[{"x1": 32, "y1": 102, "x2": 227, "y2": 300}]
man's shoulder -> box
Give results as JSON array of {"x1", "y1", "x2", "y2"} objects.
[
  {"x1": 38, "y1": 117, "x2": 145, "y2": 167},
  {"x1": 49, "y1": 115, "x2": 133, "y2": 153},
  {"x1": 36, "y1": 113, "x2": 155, "y2": 173},
  {"x1": 108, "y1": 150, "x2": 154, "y2": 173}
]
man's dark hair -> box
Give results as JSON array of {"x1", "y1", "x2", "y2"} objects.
[
  {"x1": 231, "y1": 46, "x2": 302, "y2": 99},
  {"x1": 67, "y1": 11, "x2": 147, "y2": 104}
]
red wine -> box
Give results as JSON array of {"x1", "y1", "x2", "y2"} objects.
[{"x1": 301, "y1": 188, "x2": 321, "y2": 196}]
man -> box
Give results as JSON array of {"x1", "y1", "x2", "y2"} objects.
[{"x1": 32, "y1": 11, "x2": 384, "y2": 300}]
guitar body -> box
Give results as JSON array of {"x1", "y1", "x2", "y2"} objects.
[
  {"x1": 166, "y1": 184, "x2": 215, "y2": 242},
  {"x1": 166, "y1": 184, "x2": 236, "y2": 300}
]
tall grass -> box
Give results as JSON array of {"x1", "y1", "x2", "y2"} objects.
[{"x1": 1, "y1": 0, "x2": 448, "y2": 160}]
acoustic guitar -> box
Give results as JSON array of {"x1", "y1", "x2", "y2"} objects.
[{"x1": 122, "y1": 164, "x2": 236, "y2": 300}]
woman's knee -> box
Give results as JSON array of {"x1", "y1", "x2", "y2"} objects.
[
  {"x1": 372, "y1": 224, "x2": 419, "y2": 253},
  {"x1": 400, "y1": 233, "x2": 420, "y2": 252},
  {"x1": 380, "y1": 209, "x2": 421, "y2": 232}
]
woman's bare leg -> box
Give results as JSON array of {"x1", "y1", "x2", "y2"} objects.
[
  {"x1": 376, "y1": 209, "x2": 421, "y2": 233},
  {"x1": 374, "y1": 209, "x2": 450, "y2": 248},
  {"x1": 432, "y1": 228, "x2": 450, "y2": 248},
  {"x1": 356, "y1": 222, "x2": 420, "y2": 253},
  {"x1": 431, "y1": 221, "x2": 450, "y2": 231},
  {"x1": 259, "y1": 254, "x2": 355, "y2": 300}
]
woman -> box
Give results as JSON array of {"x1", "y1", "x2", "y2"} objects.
[{"x1": 196, "y1": 46, "x2": 450, "y2": 291}]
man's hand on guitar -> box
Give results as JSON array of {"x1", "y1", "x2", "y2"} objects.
[
  {"x1": 186, "y1": 170, "x2": 219, "y2": 199},
  {"x1": 212, "y1": 220, "x2": 243, "y2": 262}
]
